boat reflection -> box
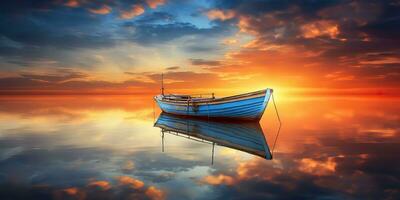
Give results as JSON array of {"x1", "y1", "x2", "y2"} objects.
[{"x1": 154, "y1": 112, "x2": 272, "y2": 161}]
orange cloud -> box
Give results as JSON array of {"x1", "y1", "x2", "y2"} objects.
[
  {"x1": 325, "y1": 71, "x2": 355, "y2": 81},
  {"x1": 146, "y1": 0, "x2": 166, "y2": 9},
  {"x1": 87, "y1": 180, "x2": 112, "y2": 190},
  {"x1": 300, "y1": 20, "x2": 340, "y2": 39},
  {"x1": 118, "y1": 176, "x2": 145, "y2": 189},
  {"x1": 237, "y1": 14, "x2": 284, "y2": 35},
  {"x1": 88, "y1": 5, "x2": 112, "y2": 15},
  {"x1": 199, "y1": 159, "x2": 276, "y2": 187},
  {"x1": 63, "y1": 187, "x2": 79, "y2": 195},
  {"x1": 298, "y1": 157, "x2": 337, "y2": 176},
  {"x1": 206, "y1": 9, "x2": 235, "y2": 21},
  {"x1": 145, "y1": 186, "x2": 165, "y2": 200},
  {"x1": 201, "y1": 174, "x2": 235, "y2": 185},
  {"x1": 55, "y1": 187, "x2": 86, "y2": 200},
  {"x1": 235, "y1": 158, "x2": 281, "y2": 181},
  {"x1": 120, "y1": 5, "x2": 145, "y2": 19},
  {"x1": 64, "y1": 0, "x2": 80, "y2": 7},
  {"x1": 359, "y1": 55, "x2": 400, "y2": 65}
]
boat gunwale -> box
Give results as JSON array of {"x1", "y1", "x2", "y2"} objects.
[{"x1": 156, "y1": 89, "x2": 271, "y2": 106}]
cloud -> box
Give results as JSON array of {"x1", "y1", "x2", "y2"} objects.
[
  {"x1": 199, "y1": 139, "x2": 400, "y2": 199},
  {"x1": 118, "y1": 176, "x2": 145, "y2": 189},
  {"x1": 0, "y1": 0, "x2": 234, "y2": 72},
  {"x1": 0, "y1": 71, "x2": 158, "y2": 94},
  {"x1": 88, "y1": 5, "x2": 112, "y2": 15},
  {"x1": 298, "y1": 157, "x2": 337, "y2": 176},
  {"x1": 206, "y1": 9, "x2": 235, "y2": 21},
  {"x1": 190, "y1": 58, "x2": 221, "y2": 66},
  {"x1": 0, "y1": 6, "x2": 115, "y2": 51},
  {"x1": 146, "y1": 0, "x2": 166, "y2": 9},
  {"x1": 0, "y1": 0, "x2": 399, "y2": 91},
  {"x1": 166, "y1": 66, "x2": 180, "y2": 70},
  {"x1": 121, "y1": 21, "x2": 231, "y2": 45},
  {"x1": 200, "y1": 174, "x2": 234, "y2": 185},
  {"x1": 184, "y1": 45, "x2": 221, "y2": 53},
  {"x1": 202, "y1": 0, "x2": 400, "y2": 88},
  {"x1": 19, "y1": 70, "x2": 86, "y2": 83},
  {"x1": 0, "y1": 92, "x2": 399, "y2": 199},
  {"x1": 154, "y1": 71, "x2": 219, "y2": 85},
  {"x1": 145, "y1": 186, "x2": 165, "y2": 200},
  {"x1": 136, "y1": 12, "x2": 175, "y2": 24},
  {"x1": 64, "y1": 0, "x2": 80, "y2": 8},
  {"x1": 119, "y1": 4, "x2": 145, "y2": 19},
  {"x1": 87, "y1": 180, "x2": 112, "y2": 190},
  {"x1": 300, "y1": 20, "x2": 340, "y2": 39},
  {"x1": 0, "y1": 70, "x2": 231, "y2": 94}
]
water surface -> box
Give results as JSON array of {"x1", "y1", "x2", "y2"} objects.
[{"x1": 0, "y1": 95, "x2": 398, "y2": 199}]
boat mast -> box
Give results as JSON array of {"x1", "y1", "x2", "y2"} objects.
[{"x1": 161, "y1": 73, "x2": 164, "y2": 95}]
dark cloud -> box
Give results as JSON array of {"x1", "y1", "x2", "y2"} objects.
[
  {"x1": 0, "y1": 0, "x2": 234, "y2": 69},
  {"x1": 0, "y1": 123, "x2": 206, "y2": 200},
  {"x1": 0, "y1": 71, "x2": 157, "y2": 94},
  {"x1": 0, "y1": 0, "x2": 398, "y2": 88},
  {"x1": 0, "y1": 0, "x2": 59, "y2": 14},
  {"x1": 166, "y1": 66, "x2": 179, "y2": 70},
  {"x1": 20, "y1": 70, "x2": 86, "y2": 83},
  {"x1": 215, "y1": 0, "x2": 340, "y2": 17},
  {"x1": 196, "y1": 96, "x2": 400, "y2": 200},
  {"x1": 205, "y1": 0, "x2": 400, "y2": 86},
  {"x1": 135, "y1": 11, "x2": 176, "y2": 24},
  {"x1": 146, "y1": 71, "x2": 223, "y2": 86},
  {"x1": 0, "y1": 5, "x2": 115, "y2": 50},
  {"x1": 0, "y1": 1, "x2": 118, "y2": 69},
  {"x1": 203, "y1": 136, "x2": 400, "y2": 200},
  {"x1": 122, "y1": 22, "x2": 231, "y2": 45},
  {"x1": 190, "y1": 58, "x2": 221, "y2": 66},
  {"x1": 0, "y1": 70, "x2": 228, "y2": 94},
  {"x1": 0, "y1": 179, "x2": 163, "y2": 200},
  {"x1": 184, "y1": 45, "x2": 221, "y2": 53}
]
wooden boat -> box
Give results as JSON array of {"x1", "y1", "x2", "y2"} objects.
[
  {"x1": 154, "y1": 112, "x2": 272, "y2": 159},
  {"x1": 154, "y1": 88, "x2": 273, "y2": 121}
]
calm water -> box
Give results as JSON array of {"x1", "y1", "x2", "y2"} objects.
[{"x1": 0, "y1": 95, "x2": 398, "y2": 200}]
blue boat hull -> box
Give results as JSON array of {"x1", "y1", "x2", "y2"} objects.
[
  {"x1": 155, "y1": 113, "x2": 272, "y2": 159},
  {"x1": 155, "y1": 89, "x2": 272, "y2": 121}
]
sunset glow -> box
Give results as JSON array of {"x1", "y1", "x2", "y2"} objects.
[
  {"x1": 0, "y1": 0, "x2": 398, "y2": 95},
  {"x1": 0, "y1": 1, "x2": 399, "y2": 199}
]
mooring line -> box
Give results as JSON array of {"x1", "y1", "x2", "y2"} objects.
[
  {"x1": 153, "y1": 99, "x2": 156, "y2": 124},
  {"x1": 271, "y1": 92, "x2": 282, "y2": 157}
]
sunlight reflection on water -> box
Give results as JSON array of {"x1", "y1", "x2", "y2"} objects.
[{"x1": 0, "y1": 95, "x2": 398, "y2": 199}]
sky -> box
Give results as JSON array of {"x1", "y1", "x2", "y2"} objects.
[{"x1": 0, "y1": 0, "x2": 399, "y2": 95}]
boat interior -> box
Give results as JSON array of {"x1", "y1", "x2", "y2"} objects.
[{"x1": 160, "y1": 89, "x2": 268, "y2": 103}]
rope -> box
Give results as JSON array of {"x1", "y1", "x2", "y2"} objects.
[
  {"x1": 272, "y1": 92, "x2": 281, "y2": 124},
  {"x1": 153, "y1": 99, "x2": 155, "y2": 123},
  {"x1": 271, "y1": 92, "x2": 282, "y2": 158}
]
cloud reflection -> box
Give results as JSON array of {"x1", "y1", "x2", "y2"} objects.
[{"x1": 0, "y1": 95, "x2": 398, "y2": 199}]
